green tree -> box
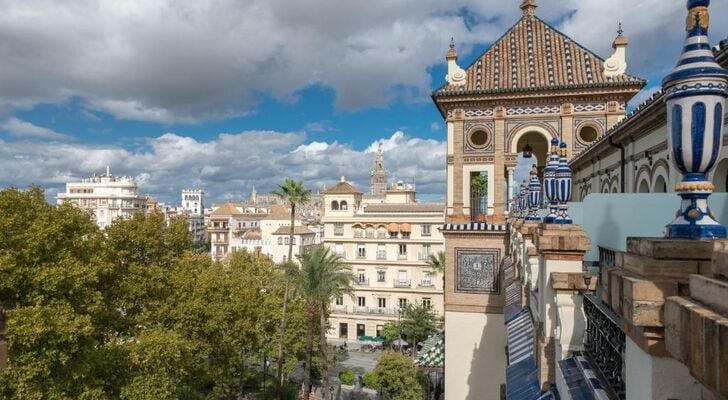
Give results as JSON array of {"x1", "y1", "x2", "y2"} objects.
[
  {"x1": 400, "y1": 304, "x2": 437, "y2": 359},
  {"x1": 380, "y1": 322, "x2": 399, "y2": 348},
  {"x1": 272, "y1": 178, "x2": 312, "y2": 395},
  {"x1": 370, "y1": 352, "x2": 426, "y2": 400},
  {"x1": 295, "y1": 246, "x2": 354, "y2": 400}
]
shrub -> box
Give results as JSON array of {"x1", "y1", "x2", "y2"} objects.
[
  {"x1": 338, "y1": 368, "x2": 355, "y2": 385},
  {"x1": 362, "y1": 372, "x2": 378, "y2": 388}
]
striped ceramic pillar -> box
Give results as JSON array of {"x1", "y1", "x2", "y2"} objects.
[
  {"x1": 527, "y1": 165, "x2": 542, "y2": 221},
  {"x1": 555, "y1": 143, "x2": 573, "y2": 224},
  {"x1": 543, "y1": 138, "x2": 560, "y2": 223},
  {"x1": 663, "y1": 0, "x2": 728, "y2": 239}
]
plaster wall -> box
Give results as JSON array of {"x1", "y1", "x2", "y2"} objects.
[{"x1": 444, "y1": 311, "x2": 505, "y2": 400}]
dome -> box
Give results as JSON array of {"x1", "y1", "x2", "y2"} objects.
[{"x1": 688, "y1": 0, "x2": 709, "y2": 8}]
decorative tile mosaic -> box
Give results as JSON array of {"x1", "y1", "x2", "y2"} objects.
[
  {"x1": 464, "y1": 121, "x2": 495, "y2": 153},
  {"x1": 455, "y1": 248, "x2": 500, "y2": 293},
  {"x1": 507, "y1": 105, "x2": 561, "y2": 116},
  {"x1": 464, "y1": 108, "x2": 495, "y2": 118},
  {"x1": 573, "y1": 103, "x2": 606, "y2": 113}
]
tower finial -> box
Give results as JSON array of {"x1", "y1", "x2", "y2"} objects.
[
  {"x1": 449, "y1": 37, "x2": 455, "y2": 50},
  {"x1": 520, "y1": 0, "x2": 537, "y2": 17},
  {"x1": 617, "y1": 22, "x2": 623, "y2": 35}
]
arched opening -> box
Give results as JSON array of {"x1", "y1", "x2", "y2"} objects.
[
  {"x1": 340, "y1": 201, "x2": 348, "y2": 210},
  {"x1": 331, "y1": 201, "x2": 339, "y2": 211},
  {"x1": 578, "y1": 125, "x2": 599, "y2": 144},
  {"x1": 278, "y1": 237, "x2": 283, "y2": 245},
  {"x1": 638, "y1": 179, "x2": 650, "y2": 193},
  {"x1": 515, "y1": 131, "x2": 550, "y2": 168},
  {"x1": 654, "y1": 175, "x2": 668, "y2": 193},
  {"x1": 712, "y1": 159, "x2": 728, "y2": 192}
]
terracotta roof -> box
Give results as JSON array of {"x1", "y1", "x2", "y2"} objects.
[
  {"x1": 242, "y1": 229, "x2": 262, "y2": 240},
  {"x1": 268, "y1": 204, "x2": 290, "y2": 214},
  {"x1": 211, "y1": 203, "x2": 243, "y2": 216},
  {"x1": 364, "y1": 203, "x2": 444, "y2": 213},
  {"x1": 272, "y1": 225, "x2": 315, "y2": 235},
  {"x1": 434, "y1": 15, "x2": 644, "y2": 97},
  {"x1": 265, "y1": 212, "x2": 297, "y2": 220},
  {"x1": 324, "y1": 181, "x2": 362, "y2": 195}
]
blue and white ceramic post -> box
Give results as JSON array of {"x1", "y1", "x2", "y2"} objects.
[
  {"x1": 663, "y1": 0, "x2": 727, "y2": 239},
  {"x1": 543, "y1": 138, "x2": 560, "y2": 223},
  {"x1": 527, "y1": 165, "x2": 542, "y2": 222},
  {"x1": 554, "y1": 143, "x2": 573, "y2": 224},
  {"x1": 519, "y1": 181, "x2": 528, "y2": 220}
]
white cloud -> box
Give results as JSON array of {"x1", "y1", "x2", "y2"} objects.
[
  {"x1": 0, "y1": 130, "x2": 445, "y2": 204},
  {"x1": 4, "y1": 1, "x2": 716, "y2": 123},
  {"x1": 0, "y1": 118, "x2": 73, "y2": 141}
]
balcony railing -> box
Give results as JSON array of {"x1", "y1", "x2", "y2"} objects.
[
  {"x1": 352, "y1": 306, "x2": 398, "y2": 316},
  {"x1": 420, "y1": 280, "x2": 433, "y2": 288},
  {"x1": 357, "y1": 278, "x2": 370, "y2": 287},
  {"x1": 376, "y1": 251, "x2": 387, "y2": 260},
  {"x1": 354, "y1": 232, "x2": 363, "y2": 238},
  {"x1": 418, "y1": 252, "x2": 431, "y2": 261},
  {"x1": 393, "y1": 279, "x2": 411, "y2": 288},
  {"x1": 583, "y1": 293, "x2": 625, "y2": 399},
  {"x1": 356, "y1": 253, "x2": 366, "y2": 260},
  {"x1": 332, "y1": 304, "x2": 347, "y2": 313},
  {"x1": 334, "y1": 251, "x2": 346, "y2": 258},
  {"x1": 397, "y1": 253, "x2": 408, "y2": 261}
]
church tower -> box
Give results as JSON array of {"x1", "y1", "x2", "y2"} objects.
[{"x1": 370, "y1": 142, "x2": 389, "y2": 198}]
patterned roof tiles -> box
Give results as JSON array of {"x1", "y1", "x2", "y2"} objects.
[{"x1": 434, "y1": 15, "x2": 644, "y2": 97}]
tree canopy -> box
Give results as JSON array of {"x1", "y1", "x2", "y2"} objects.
[{"x1": 0, "y1": 187, "x2": 309, "y2": 400}]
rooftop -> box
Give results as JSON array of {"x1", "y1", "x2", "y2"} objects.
[
  {"x1": 272, "y1": 225, "x2": 315, "y2": 236},
  {"x1": 433, "y1": 13, "x2": 644, "y2": 98},
  {"x1": 324, "y1": 179, "x2": 363, "y2": 195},
  {"x1": 363, "y1": 203, "x2": 444, "y2": 213}
]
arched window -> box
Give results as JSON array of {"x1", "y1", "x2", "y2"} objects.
[
  {"x1": 340, "y1": 201, "x2": 348, "y2": 210},
  {"x1": 654, "y1": 175, "x2": 667, "y2": 193},
  {"x1": 278, "y1": 237, "x2": 283, "y2": 245},
  {"x1": 284, "y1": 237, "x2": 289, "y2": 245},
  {"x1": 638, "y1": 180, "x2": 650, "y2": 193},
  {"x1": 292, "y1": 237, "x2": 296, "y2": 245},
  {"x1": 331, "y1": 201, "x2": 339, "y2": 211}
]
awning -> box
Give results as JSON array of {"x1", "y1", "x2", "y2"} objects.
[
  {"x1": 387, "y1": 223, "x2": 399, "y2": 232},
  {"x1": 504, "y1": 281, "x2": 523, "y2": 323},
  {"x1": 505, "y1": 357, "x2": 541, "y2": 399},
  {"x1": 399, "y1": 223, "x2": 412, "y2": 233},
  {"x1": 507, "y1": 309, "x2": 534, "y2": 365},
  {"x1": 415, "y1": 330, "x2": 444, "y2": 369}
]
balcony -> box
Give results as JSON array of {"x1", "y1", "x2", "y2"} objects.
[
  {"x1": 352, "y1": 306, "x2": 398, "y2": 316},
  {"x1": 356, "y1": 253, "x2": 366, "y2": 260},
  {"x1": 332, "y1": 304, "x2": 347, "y2": 314},
  {"x1": 334, "y1": 251, "x2": 346, "y2": 258},
  {"x1": 419, "y1": 280, "x2": 433, "y2": 288},
  {"x1": 334, "y1": 229, "x2": 344, "y2": 236},
  {"x1": 397, "y1": 253, "x2": 408, "y2": 261},
  {"x1": 393, "y1": 279, "x2": 411, "y2": 288},
  {"x1": 357, "y1": 278, "x2": 370, "y2": 287},
  {"x1": 376, "y1": 251, "x2": 387, "y2": 260},
  {"x1": 353, "y1": 232, "x2": 363, "y2": 239},
  {"x1": 418, "y1": 252, "x2": 431, "y2": 261}
]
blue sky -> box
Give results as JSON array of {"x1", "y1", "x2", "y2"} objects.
[{"x1": 0, "y1": 0, "x2": 726, "y2": 204}]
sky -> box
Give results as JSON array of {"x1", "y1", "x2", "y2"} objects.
[{"x1": 0, "y1": 0, "x2": 727, "y2": 205}]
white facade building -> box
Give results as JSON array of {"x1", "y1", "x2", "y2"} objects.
[{"x1": 56, "y1": 167, "x2": 146, "y2": 229}]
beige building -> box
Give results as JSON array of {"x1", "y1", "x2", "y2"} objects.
[
  {"x1": 323, "y1": 172, "x2": 445, "y2": 341},
  {"x1": 56, "y1": 167, "x2": 146, "y2": 229},
  {"x1": 208, "y1": 203, "x2": 268, "y2": 260}
]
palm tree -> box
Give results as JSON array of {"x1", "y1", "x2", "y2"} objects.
[
  {"x1": 425, "y1": 251, "x2": 446, "y2": 274},
  {"x1": 296, "y1": 246, "x2": 354, "y2": 400},
  {"x1": 272, "y1": 179, "x2": 312, "y2": 395}
]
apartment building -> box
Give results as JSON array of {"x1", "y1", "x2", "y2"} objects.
[
  {"x1": 56, "y1": 167, "x2": 146, "y2": 229},
  {"x1": 323, "y1": 176, "x2": 445, "y2": 341}
]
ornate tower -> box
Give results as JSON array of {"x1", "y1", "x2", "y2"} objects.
[{"x1": 370, "y1": 142, "x2": 389, "y2": 197}]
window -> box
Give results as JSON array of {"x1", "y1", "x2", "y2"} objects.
[
  {"x1": 354, "y1": 227, "x2": 363, "y2": 238},
  {"x1": 422, "y1": 298, "x2": 432, "y2": 309},
  {"x1": 357, "y1": 244, "x2": 366, "y2": 259},
  {"x1": 357, "y1": 297, "x2": 366, "y2": 307},
  {"x1": 401, "y1": 231, "x2": 410, "y2": 239},
  {"x1": 335, "y1": 243, "x2": 344, "y2": 257},
  {"x1": 358, "y1": 269, "x2": 366, "y2": 284},
  {"x1": 398, "y1": 270, "x2": 408, "y2": 284},
  {"x1": 335, "y1": 296, "x2": 344, "y2": 306},
  {"x1": 578, "y1": 125, "x2": 599, "y2": 144},
  {"x1": 421, "y1": 244, "x2": 431, "y2": 259},
  {"x1": 422, "y1": 272, "x2": 432, "y2": 287},
  {"x1": 366, "y1": 227, "x2": 375, "y2": 238},
  {"x1": 399, "y1": 298, "x2": 408, "y2": 309},
  {"x1": 377, "y1": 243, "x2": 386, "y2": 259},
  {"x1": 292, "y1": 237, "x2": 296, "y2": 245},
  {"x1": 278, "y1": 237, "x2": 283, "y2": 245},
  {"x1": 331, "y1": 201, "x2": 339, "y2": 211},
  {"x1": 422, "y1": 224, "x2": 432, "y2": 236},
  {"x1": 334, "y1": 222, "x2": 344, "y2": 236},
  {"x1": 378, "y1": 298, "x2": 387, "y2": 309},
  {"x1": 340, "y1": 201, "x2": 348, "y2": 210},
  {"x1": 377, "y1": 270, "x2": 386, "y2": 282},
  {"x1": 398, "y1": 244, "x2": 407, "y2": 259},
  {"x1": 376, "y1": 325, "x2": 383, "y2": 338},
  {"x1": 284, "y1": 237, "x2": 289, "y2": 245}
]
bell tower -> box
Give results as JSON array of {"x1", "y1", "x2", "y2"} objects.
[{"x1": 370, "y1": 142, "x2": 389, "y2": 198}]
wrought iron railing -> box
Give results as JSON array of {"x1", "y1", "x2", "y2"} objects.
[{"x1": 583, "y1": 293, "x2": 625, "y2": 399}]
